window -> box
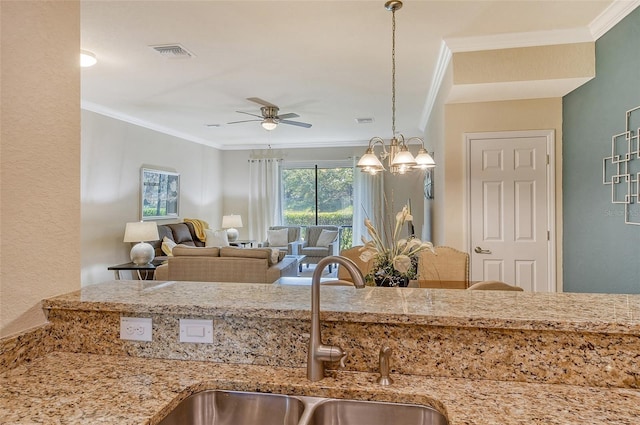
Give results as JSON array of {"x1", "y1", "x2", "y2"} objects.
[{"x1": 281, "y1": 161, "x2": 353, "y2": 249}]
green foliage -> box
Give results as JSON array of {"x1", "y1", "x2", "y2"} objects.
[
  {"x1": 282, "y1": 167, "x2": 353, "y2": 212},
  {"x1": 281, "y1": 165, "x2": 354, "y2": 250}
]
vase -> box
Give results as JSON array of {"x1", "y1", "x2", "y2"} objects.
[{"x1": 374, "y1": 273, "x2": 409, "y2": 288}]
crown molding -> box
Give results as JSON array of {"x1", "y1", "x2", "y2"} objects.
[
  {"x1": 590, "y1": 0, "x2": 640, "y2": 39},
  {"x1": 419, "y1": 40, "x2": 452, "y2": 131},
  {"x1": 445, "y1": 0, "x2": 640, "y2": 53},
  {"x1": 444, "y1": 27, "x2": 594, "y2": 54},
  {"x1": 81, "y1": 101, "x2": 223, "y2": 149}
]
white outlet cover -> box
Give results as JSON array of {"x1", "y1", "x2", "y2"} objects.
[
  {"x1": 120, "y1": 317, "x2": 152, "y2": 342},
  {"x1": 180, "y1": 319, "x2": 214, "y2": 344}
]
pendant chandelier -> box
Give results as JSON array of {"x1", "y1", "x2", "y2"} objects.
[{"x1": 357, "y1": 0, "x2": 436, "y2": 175}]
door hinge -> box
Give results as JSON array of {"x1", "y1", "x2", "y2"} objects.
[
  {"x1": 547, "y1": 230, "x2": 550, "y2": 241},
  {"x1": 546, "y1": 154, "x2": 550, "y2": 165}
]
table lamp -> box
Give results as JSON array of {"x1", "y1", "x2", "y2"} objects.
[
  {"x1": 123, "y1": 221, "x2": 160, "y2": 265},
  {"x1": 222, "y1": 214, "x2": 243, "y2": 242}
]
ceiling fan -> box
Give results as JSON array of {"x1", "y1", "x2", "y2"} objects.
[{"x1": 227, "y1": 97, "x2": 312, "y2": 130}]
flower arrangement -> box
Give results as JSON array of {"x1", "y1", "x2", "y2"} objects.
[{"x1": 359, "y1": 205, "x2": 434, "y2": 287}]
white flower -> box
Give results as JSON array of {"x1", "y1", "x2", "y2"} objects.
[
  {"x1": 393, "y1": 255, "x2": 412, "y2": 274},
  {"x1": 359, "y1": 204, "x2": 434, "y2": 284}
]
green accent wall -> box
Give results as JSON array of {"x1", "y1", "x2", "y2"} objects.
[{"x1": 563, "y1": 7, "x2": 640, "y2": 293}]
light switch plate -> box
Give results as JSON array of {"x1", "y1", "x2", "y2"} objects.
[
  {"x1": 180, "y1": 319, "x2": 214, "y2": 343},
  {"x1": 120, "y1": 317, "x2": 152, "y2": 342}
]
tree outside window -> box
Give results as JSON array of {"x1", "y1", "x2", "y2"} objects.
[{"x1": 281, "y1": 165, "x2": 353, "y2": 250}]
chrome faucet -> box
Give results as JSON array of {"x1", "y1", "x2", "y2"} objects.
[{"x1": 307, "y1": 255, "x2": 366, "y2": 381}]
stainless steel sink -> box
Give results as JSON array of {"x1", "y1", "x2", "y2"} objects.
[
  {"x1": 157, "y1": 390, "x2": 448, "y2": 425},
  {"x1": 307, "y1": 398, "x2": 448, "y2": 425},
  {"x1": 157, "y1": 390, "x2": 305, "y2": 425}
]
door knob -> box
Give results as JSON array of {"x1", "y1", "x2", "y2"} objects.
[{"x1": 474, "y1": 246, "x2": 491, "y2": 254}]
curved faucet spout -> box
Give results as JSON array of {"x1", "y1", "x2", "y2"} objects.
[{"x1": 308, "y1": 256, "x2": 366, "y2": 381}]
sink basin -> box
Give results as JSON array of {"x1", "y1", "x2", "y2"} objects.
[
  {"x1": 157, "y1": 390, "x2": 305, "y2": 425},
  {"x1": 307, "y1": 399, "x2": 448, "y2": 425},
  {"x1": 157, "y1": 390, "x2": 448, "y2": 425}
]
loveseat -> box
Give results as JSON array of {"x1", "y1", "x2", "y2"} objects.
[{"x1": 154, "y1": 245, "x2": 298, "y2": 283}]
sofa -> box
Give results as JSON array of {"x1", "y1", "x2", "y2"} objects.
[{"x1": 154, "y1": 245, "x2": 298, "y2": 283}]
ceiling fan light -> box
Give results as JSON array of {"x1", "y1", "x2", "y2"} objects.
[
  {"x1": 261, "y1": 118, "x2": 278, "y2": 131},
  {"x1": 414, "y1": 148, "x2": 436, "y2": 168}
]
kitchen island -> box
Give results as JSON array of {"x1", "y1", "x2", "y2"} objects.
[{"x1": 1, "y1": 280, "x2": 640, "y2": 424}]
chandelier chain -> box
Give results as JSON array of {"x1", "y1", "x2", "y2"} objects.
[
  {"x1": 355, "y1": 1, "x2": 436, "y2": 175},
  {"x1": 391, "y1": 7, "x2": 396, "y2": 137}
]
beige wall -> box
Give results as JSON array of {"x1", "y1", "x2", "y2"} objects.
[
  {"x1": 453, "y1": 43, "x2": 595, "y2": 84},
  {"x1": 1, "y1": 1, "x2": 81, "y2": 337},
  {"x1": 440, "y1": 98, "x2": 563, "y2": 285},
  {"x1": 81, "y1": 111, "x2": 223, "y2": 285}
]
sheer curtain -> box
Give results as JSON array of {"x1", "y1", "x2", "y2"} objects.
[
  {"x1": 248, "y1": 158, "x2": 282, "y2": 242},
  {"x1": 352, "y1": 159, "x2": 384, "y2": 247}
]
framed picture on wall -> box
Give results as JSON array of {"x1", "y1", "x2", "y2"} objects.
[{"x1": 140, "y1": 168, "x2": 180, "y2": 221}]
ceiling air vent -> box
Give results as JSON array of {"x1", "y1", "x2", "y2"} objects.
[
  {"x1": 355, "y1": 118, "x2": 374, "y2": 124},
  {"x1": 149, "y1": 44, "x2": 194, "y2": 59}
]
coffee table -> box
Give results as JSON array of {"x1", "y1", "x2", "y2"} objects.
[{"x1": 283, "y1": 254, "x2": 306, "y2": 276}]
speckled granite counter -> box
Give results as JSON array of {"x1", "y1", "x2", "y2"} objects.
[
  {"x1": 44, "y1": 280, "x2": 640, "y2": 333},
  {"x1": 2, "y1": 351, "x2": 639, "y2": 424},
  {"x1": 3, "y1": 280, "x2": 640, "y2": 423},
  {"x1": 37, "y1": 280, "x2": 640, "y2": 390}
]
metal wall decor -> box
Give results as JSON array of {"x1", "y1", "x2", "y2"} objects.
[{"x1": 602, "y1": 106, "x2": 640, "y2": 225}]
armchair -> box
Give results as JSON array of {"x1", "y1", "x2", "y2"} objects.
[
  {"x1": 259, "y1": 226, "x2": 302, "y2": 255},
  {"x1": 299, "y1": 225, "x2": 340, "y2": 273}
]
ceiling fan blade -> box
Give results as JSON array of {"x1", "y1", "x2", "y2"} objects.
[
  {"x1": 280, "y1": 120, "x2": 312, "y2": 128},
  {"x1": 277, "y1": 113, "x2": 299, "y2": 119},
  {"x1": 247, "y1": 97, "x2": 277, "y2": 108},
  {"x1": 236, "y1": 111, "x2": 263, "y2": 118},
  {"x1": 227, "y1": 119, "x2": 261, "y2": 124}
]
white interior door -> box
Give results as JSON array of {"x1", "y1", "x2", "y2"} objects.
[{"x1": 467, "y1": 131, "x2": 555, "y2": 292}]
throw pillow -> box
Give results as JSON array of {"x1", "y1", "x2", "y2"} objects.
[
  {"x1": 270, "y1": 248, "x2": 280, "y2": 265},
  {"x1": 267, "y1": 228, "x2": 289, "y2": 247},
  {"x1": 161, "y1": 236, "x2": 177, "y2": 256},
  {"x1": 316, "y1": 229, "x2": 338, "y2": 247},
  {"x1": 205, "y1": 229, "x2": 230, "y2": 247}
]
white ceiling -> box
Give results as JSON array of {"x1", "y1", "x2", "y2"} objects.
[{"x1": 80, "y1": 0, "x2": 632, "y2": 150}]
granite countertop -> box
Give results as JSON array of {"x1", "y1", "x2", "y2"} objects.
[
  {"x1": 1, "y1": 351, "x2": 639, "y2": 425},
  {"x1": 44, "y1": 280, "x2": 640, "y2": 334}
]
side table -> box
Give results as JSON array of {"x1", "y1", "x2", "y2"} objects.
[
  {"x1": 108, "y1": 258, "x2": 165, "y2": 280},
  {"x1": 229, "y1": 239, "x2": 256, "y2": 248}
]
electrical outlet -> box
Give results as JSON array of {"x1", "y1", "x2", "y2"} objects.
[
  {"x1": 120, "y1": 317, "x2": 152, "y2": 342},
  {"x1": 179, "y1": 319, "x2": 213, "y2": 343}
]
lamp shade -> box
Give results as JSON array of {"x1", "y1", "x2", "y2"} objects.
[
  {"x1": 123, "y1": 221, "x2": 159, "y2": 242},
  {"x1": 414, "y1": 148, "x2": 436, "y2": 169},
  {"x1": 222, "y1": 214, "x2": 243, "y2": 228},
  {"x1": 390, "y1": 147, "x2": 417, "y2": 167}
]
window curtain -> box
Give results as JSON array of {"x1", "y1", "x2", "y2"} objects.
[
  {"x1": 248, "y1": 158, "x2": 282, "y2": 243},
  {"x1": 352, "y1": 159, "x2": 384, "y2": 247}
]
